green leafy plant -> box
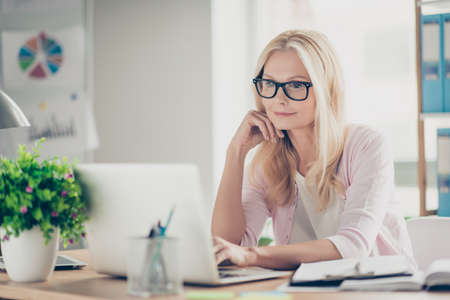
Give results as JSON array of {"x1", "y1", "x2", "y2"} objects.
[
  {"x1": 0, "y1": 138, "x2": 88, "y2": 247},
  {"x1": 257, "y1": 237, "x2": 273, "y2": 247},
  {"x1": 257, "y1": 218, "x2": 274, "y2": 247}
]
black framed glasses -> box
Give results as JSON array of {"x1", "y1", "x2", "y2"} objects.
[{"x1": 252, "y1": 78, "x2": 313, "y2": 101}]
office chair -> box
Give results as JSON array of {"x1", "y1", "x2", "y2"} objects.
[{"x1": 406, "y1": 216, "x2": 450, "y2": 270}]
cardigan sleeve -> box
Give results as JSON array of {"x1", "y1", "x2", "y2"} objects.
[
  {"x1": 239, "y1": 166, "x2": 271, "y2": 247},
  {"x1": 327, "y1": 128, "x2": 395, "y2": 258}
]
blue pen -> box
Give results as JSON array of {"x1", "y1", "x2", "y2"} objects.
[
  {"x1": 159, "y1": 205, "x2": 176, "y2": 236},
  {"x1": 146, "y1": 205, "x2": 176, "y2": 292}
]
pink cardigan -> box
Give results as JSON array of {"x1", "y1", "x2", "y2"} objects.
[{"x1": 240, "y1": 124, "x2": 416, "y2": 267}]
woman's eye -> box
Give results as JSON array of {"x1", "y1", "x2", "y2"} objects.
[
  {"x1": 289, "y1": 82, "x2": 304, "y2": 88},
  {"x1": 263, "y1": 81, "x2": 275, "y2": 87}
]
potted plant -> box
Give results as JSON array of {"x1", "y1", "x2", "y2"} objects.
[{"x1": 0, "y1": 138, "x2": 88, "y2": 282}]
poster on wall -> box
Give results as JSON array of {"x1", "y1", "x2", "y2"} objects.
[
  {"x1": 1, "y1": 25, "x2": 84, "y2": 91},
  {"x1": 7, "y1": 91, "x2": 88, "y2": 159}
]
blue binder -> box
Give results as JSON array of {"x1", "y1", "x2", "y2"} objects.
[
  {"x1": 437, "y1": 128, "x2": 450, "y2": 217},
  {"x1": 421, "y1": 14, "x2": 444, "y2": 112},
  {"x1": 444, "y1": 14, "x2": 450, "y2": 112}
]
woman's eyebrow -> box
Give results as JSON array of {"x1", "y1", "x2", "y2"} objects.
[
  {"x1": 263, "y1": 73, "x2": 309, "y2": 81},
  {"x1": 287, "y1": 75, "x2": 310, "y2": 81}
]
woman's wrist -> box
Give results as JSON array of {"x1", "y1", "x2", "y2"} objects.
[
  {"x1": 227, "y1": 142, "x2": 248, "y2": 163},
  {"x1": 245, "y1": 246, "x2": 260, "y2": 267}
]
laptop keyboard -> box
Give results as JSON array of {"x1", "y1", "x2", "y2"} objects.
[
  {"x1": 218, "y1": 267, "x2": 274, "y2": 279},
  {"x1": 218, "y1": 271, "x2": 241, "y2": 278}
]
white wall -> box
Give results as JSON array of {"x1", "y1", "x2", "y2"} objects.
[
  {"x1": 211, "y1": 0, "x2": 257, "y2": 195},
  {"x1": 93, "y1": 0, "x2": 213, "y2": 201}
]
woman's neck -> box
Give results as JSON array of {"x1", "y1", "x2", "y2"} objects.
[{"x1": 287, "y1": 125, "x2": 315, "y2": 176}]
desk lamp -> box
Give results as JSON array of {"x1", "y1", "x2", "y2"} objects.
[{"x1": 0, "y1": 90, "x2": 30, "y2": 130}]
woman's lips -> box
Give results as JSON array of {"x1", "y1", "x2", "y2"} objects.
[{"x1": 274, "y1": 112, "x2": 296, "y2": 117}]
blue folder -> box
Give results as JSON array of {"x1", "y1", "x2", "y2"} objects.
[
  {"x1": 437, "y1": 128, "x2": 450, "y2": 216},
  {"x1": 444, "y1": 14, "x2": 450, "y2": 112},
  {"x1": 421, "y1": 14, "x2": 443, "y2": 112}
]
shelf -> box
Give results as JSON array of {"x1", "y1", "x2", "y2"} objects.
[
  {"x1": 420, "y1": 112, "x2": 450, "y2": 120},
  {"x1": 416, "y1": 0, "x2": 447, "y2": 216},
  {"x1": 418, "y1": 0, "x2": 450, "y2": 14},
  {"x1": 418, "y1": 0, "x2": 450, "y2": 6}
]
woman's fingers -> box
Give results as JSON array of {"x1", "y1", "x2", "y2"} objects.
[
  {"x1": 241, "y1": 110, "x2": 285, "y2": 147},
  {"x1": 253, "y1": 111, "x2": 285, "y2": 142},
  {"x1": 215, "y1": 248, "x2": 230, "y2": 265},
  {"x1": 213, "y1": 243, "x2": 225, "y2": 254},
  {"x1": 276, "y1": 128, "x2": 285, "y2": 139},
  {"x1": 268, "y1": 119, "x2": 284, "y2": 139},
  {"x1": 254, "y1": 114, "x2": 277, "y2": 143},
  {"x1": 213, "y1": 236, "x2": 231, "y2": 265},
  {"x1": 213, "y1": 235, "x2": 225, "y2": 245},
  {"x1": 213, "y1": 236, "x2": 227, "y2": 253},
  {"x1": 248, "y1": 114, "x2": 271, "y2": 141},
  {"x1": 212, "y1": 236, "x2": 248, "y2": 267}
]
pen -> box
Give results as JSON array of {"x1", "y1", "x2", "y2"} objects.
[
  {"x1": 148, "y1": 224, "x2": 161, "y2": 238},
  {"x1": 160, "y1": 205, "x2": 176, "y2": 237},
  {"x1": 142, "y1": 205, "x2": 176, "y2": 292}
]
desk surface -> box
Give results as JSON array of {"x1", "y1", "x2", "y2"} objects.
[{"x1": 0, "y1": 250, "x2": 448, "y2": 300}]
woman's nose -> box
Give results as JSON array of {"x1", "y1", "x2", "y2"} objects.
[{"x1": 274, "y1": 91, "x2": 289, "y2": 105}]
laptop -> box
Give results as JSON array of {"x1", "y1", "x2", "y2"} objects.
[
  {"x1": 75, "y1": 163, "x2": 291, "y2": 285},
  {"x1": 0, "y1": 255, "x2": 87, "y2": 271}
]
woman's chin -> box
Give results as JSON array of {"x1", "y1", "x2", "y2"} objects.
[
  {"x1": 272, "y1": 122, "x2": 292, "y2": 131},
  {"x1": 273, "y1": 121, "x2": 313, "y2": 131}
]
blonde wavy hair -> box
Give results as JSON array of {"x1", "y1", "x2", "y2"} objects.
[{"x1": 249, "y1": 30, "x2": 347, "y2": 211}]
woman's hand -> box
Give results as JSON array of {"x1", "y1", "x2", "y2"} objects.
[
  {"x1": 213, "y1": 236, "x2": 257, "y2": 267},
  {"x1": 230, "y1": 110, "x2": 284, "y2": 155}
]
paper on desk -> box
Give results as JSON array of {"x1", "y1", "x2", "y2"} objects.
[
  {"x1": 339, "y1": 272, "x2": 424, "y2": 291},
  {"x1": 291, "y1": 255, "x2": 412, "y2": 283},
  {"x1": 292, "y1": 258, "x2": 356, "y2": 282}
]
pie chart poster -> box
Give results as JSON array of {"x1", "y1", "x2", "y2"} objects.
[{"x1": 1, "y1": 25, "x2": 84, "y2": 91}]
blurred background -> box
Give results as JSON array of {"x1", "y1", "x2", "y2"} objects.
[{"x1": 0, "y1": 0, "x2": 445, "y2": 222}]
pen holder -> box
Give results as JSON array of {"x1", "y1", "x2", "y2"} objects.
[{"x1": 127, "y1": 236, "x2": 182, "y2": 297}]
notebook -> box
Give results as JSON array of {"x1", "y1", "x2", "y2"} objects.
[
  {"x1": 340, "y1": 259, "x2": 450, "y2": 291},
  {"x1": 290, "y1": 256, "x2": 413, "y2": 287}
]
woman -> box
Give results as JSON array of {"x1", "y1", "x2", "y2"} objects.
[{"x1": 211, "y1": 29, "x2": 415, "y2": 270}]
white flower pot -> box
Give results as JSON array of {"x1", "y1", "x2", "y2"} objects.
[{"x1": 0, "y1": 226, "x2": 59, "y2": 282}]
